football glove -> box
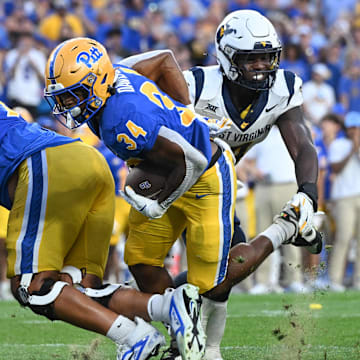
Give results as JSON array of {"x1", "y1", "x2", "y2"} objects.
[
  {"x1": 120, "y1": 186, "x2": 167, "y2": 219},
  {"x1": 275, "y1": 202, "x2": 323, "y2": 254},
  {"x1": 206, "y1": 117, "x2": 233, "y2": 137},
  {"x1": 292, "y1": 227, "x2": 323, "y2": 254},
  {"x1": 186, "y1": 104, "x2": 232, "y2": 137},
  {"x1": 289, "y1": 192, "x2": 314, "y2": 237}
]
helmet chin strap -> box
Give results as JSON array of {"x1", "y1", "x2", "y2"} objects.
[
  {"x1": 228, "y1": 65, "x2": 239, "y2": 81},
  {"x1": 66, "y1": 113, "x2": 72, "y2": 128}
]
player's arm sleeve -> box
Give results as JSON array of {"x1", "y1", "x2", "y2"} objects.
[{"x1": 154, "y1": 126, "x2": 208, "y2": 208}]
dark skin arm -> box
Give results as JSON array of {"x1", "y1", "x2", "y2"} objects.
[
  {"x1": 142, "y1": 135, "x2": 186, "y2": 203},
  {"x1": 277, "y1": 106, "x2": 318, "y2": 186},
  {"x1": 130, "y1": 50, "x2": 191, "y2": 105}
]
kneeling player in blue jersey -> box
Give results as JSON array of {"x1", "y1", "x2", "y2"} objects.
[{"x1": 0, "y1": 102, "x2": 210, "y2": 360}]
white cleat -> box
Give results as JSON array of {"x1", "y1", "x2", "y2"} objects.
[
  {"x1": 168, "y1": 284, "x2": 206, "y2": 360},
  {"x1": 117, "y1": 317, "x2": 166, "y2": 360}
]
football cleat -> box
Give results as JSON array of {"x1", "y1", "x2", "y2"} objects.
[
  {"x1": 117, "y1": 317, "x2": 166, "y2": 360},
  {"x1": 160, "y1": 337, "x2": 181, "y2": 360},
  {"x1": 168, "y1": 284, "x2": 206, "y2": 360}
]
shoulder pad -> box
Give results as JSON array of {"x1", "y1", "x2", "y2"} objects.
[
  {"x1": 184, "y1": 66, "x2": 223, "y2": 103},
  {"x1": 272, "y1": 69, "x2": 303, "y2": 98},
  {"x1": 200, "y1": 66, "x2": 223, "y2": 100}
]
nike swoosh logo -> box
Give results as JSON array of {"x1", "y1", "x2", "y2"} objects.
[
  {"x1": 265, "y1": 105, "x2": 277, "y2": 112},
  {"x1": 195, "y1": 194, "x2": 210, "y2": 199}
]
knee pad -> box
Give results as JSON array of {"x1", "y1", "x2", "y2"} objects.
[
  {"x1": 61, "y1": 265, "x2": 84, "y2": 284},
  {"x1": 60, "y1": 266, "x2": 121, "y2": 308},
  {"x1": 85, "y1": 283, "x2": 123, "y2": 308},
  {"x1": 16, "y1": 274, "x2": 68, "y2": 321}
]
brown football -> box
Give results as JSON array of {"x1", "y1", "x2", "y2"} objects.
[{"x1": 125, "y1": 161, "x2": 167, "y2": 199}]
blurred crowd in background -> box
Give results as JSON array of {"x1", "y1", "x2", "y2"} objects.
[{"x1": 1, "y1": 0, "x2": 360, "y2": 299}]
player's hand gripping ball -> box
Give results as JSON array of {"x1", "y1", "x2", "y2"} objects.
[{"x1": 125, "y1": 161, "x2": 167, "y2": 200}]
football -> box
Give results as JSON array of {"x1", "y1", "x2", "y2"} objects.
[{"x1": 125, "y1": 161, "x2": 167, "y2": 199}]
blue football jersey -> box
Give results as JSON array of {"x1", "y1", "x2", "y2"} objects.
[
  {"x1": 0, "y1": 102, "x2": 77, "y2": 209},
  {"x1": 93, "y1": 66, "x2": 212, "y2": 165}
]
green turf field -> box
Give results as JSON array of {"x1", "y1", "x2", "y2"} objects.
[{"x1": 1, "y1": 290, "x2": 359, "y2": 360}]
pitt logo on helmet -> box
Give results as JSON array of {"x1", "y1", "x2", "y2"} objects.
[
  {"x1": 76, "y1": 47, "x2": 103, "y2": 69},
  {"x1": 44, "y1": 37, "x2": 115, "y2": 130}
]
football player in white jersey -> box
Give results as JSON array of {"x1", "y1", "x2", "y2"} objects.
[
  {"x1": 120, "y1": 10, "x2": 319, "y2": 360},
  {"x1": 182, "y1": 13, "x2": 319, "y2": 359}
]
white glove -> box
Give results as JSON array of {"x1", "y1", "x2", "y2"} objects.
[
  {"x1": 272, "y1": 202, "x2": 323, "y2": 254},
  {"x1": 206, "y1": 117, "x2": 233, "y2": 137},
  {"x1": 273, "y1": 202, "x2": 315, "y2": 244},
  {"x1": 186, "y1": 104, "x2": 232, "y2": 136},
  {"x1": 120, "y1": 186, "x2": 167, "y2": 219},
  {"x1": 290, "y1": 192, "x2": 314, "y2": 236}
]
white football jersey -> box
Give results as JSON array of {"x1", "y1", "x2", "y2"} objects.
[{"x1": 183, "y1": 66, "x2": 303, "y2": 162}]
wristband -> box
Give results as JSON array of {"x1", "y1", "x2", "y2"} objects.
[{"x1": 298, "y1": 182, "x2": 318, "y2": 212}]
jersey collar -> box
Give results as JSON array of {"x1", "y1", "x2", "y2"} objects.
[{"x1": 222, "y1": 83, "x2": 269, "y2": 132}]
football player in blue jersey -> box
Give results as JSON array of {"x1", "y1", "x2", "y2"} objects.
[
  {"x1": 0, "y1": 102, "x2": 214, "y2": 360},
  {"x1": 119, "y1": 10, "x2": 321, "y2": 359},
  {"x1": 44, "y1": 36, "x2": 322, "y2": 360}
]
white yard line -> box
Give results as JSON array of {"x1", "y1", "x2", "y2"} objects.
[{"x1": 1, "y1": 343, "x2": 88, "y2": 347}]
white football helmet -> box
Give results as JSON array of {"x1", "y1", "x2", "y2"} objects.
[{"x1": 215, "y1": 10, "x2": 282, "y2": 90}]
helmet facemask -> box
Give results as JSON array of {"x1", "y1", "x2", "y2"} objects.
[
  {"x1": 222, "y1": 44, "x2": 281, "y2": 90},
  {"x1": 44, "y1": 72, "x2": 104, "y2": 129}
]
